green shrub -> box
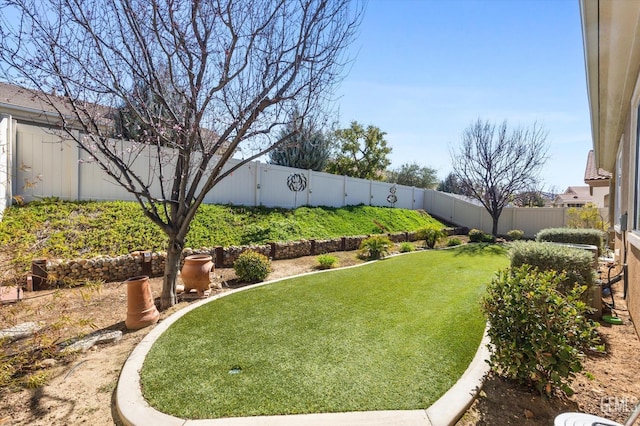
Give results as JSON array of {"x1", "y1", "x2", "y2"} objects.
[
  {"x1": 417, "y1": 227, "x2": 446, "y2": 249},
  {"x1": 446, "y1": 237, "x2": 462, "y2": 247},
  {"x1": 536, "y1": 227, "x2": 605, "y2": 256},
  {"x1": 481, "y1": 233, "x2": 496, "y2": 243},
  {"x1": 506, "y1": 229, "x2": 524, "y2": 241},
  {"x1": 316, "y1": 254, "x2": 338, "y2": 270},
  {"x1": 483, "y1": 265, "x2": 600, "y2": 396},
  {"x1": 233, "y1": 250, "x2": 271, "y2": 282},
  {"x1": 509, "y1": 241, "x2": 595, "y2": 296},
  {"x1": 468, "y1": 228, "x2": 484, "y2": 242},
  {"x1": 399, "y1": 242, "x2": 415, "y2": 253},
  {"x1": 359, "y1": 235, "x2": 393, "y2": 260}
]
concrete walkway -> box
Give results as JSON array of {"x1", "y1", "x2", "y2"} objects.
[{"x1": 116, "y1": 273, "x2": 490, "y2": 426}]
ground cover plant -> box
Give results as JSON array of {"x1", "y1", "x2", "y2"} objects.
[
  {"x1": 140, "y1": 245, "x2": 509, "y2": 419},
  {"x1": 0, "y1": 201, "x2": 443, "y2": 272}
]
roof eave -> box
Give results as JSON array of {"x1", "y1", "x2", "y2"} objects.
[{"x1": 580, "y1": 0, "x2": 640, "y2": 172}]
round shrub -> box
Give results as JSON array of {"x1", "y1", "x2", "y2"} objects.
[
  {"x1": 359, "y1": 235, "x2": 393, "y2": 260},
  {"x1": 233, "y1": 250, "x2": 271, "y2": 282},
  {"x1": 481, "y1": 233, "x2": 496, "y2": 243},
  {"x1": 446, "y1": 237, "x2": 462, "y2": 247},
  {"x1": 483, "y1": 265, "x2": 601, "y2": 396},
  {"x1": 468, "y1": 228, "x2": 484, "y2": 242},
  {"x1": 316, "y1": 254, "x2": 338, "y2": 270},
  {"x1": 399, "y1": 242, "x2": 415, "y2": 252},
  {"x1": 507, "y1": 229, "x2": 524, "y2": 241}
]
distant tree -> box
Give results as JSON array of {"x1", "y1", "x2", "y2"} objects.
[
  {"x1": 512, "y1": 190, "x2": 546, "y2": 207},
  {"x1": 438, "y1": 171, "x2": 469, "y2": 195},
  {"x1": 387, "y1": 162, "x2": 438, "y2": 188},
  {"x1": 268, "y1": 113, "x2": 333, "y2": 171},
  {"x1": 114, "y1": 71, "x2": 183, "y2": 142},
  {"x1": 567, "y1": 202, "x2": 608, "y2": 231},
  {"x1": 326, "y1": 121, "x2": 392, "y2": 180},
  {"x1": 451, "y1": 119, "x2": 548, "y2": 236}
]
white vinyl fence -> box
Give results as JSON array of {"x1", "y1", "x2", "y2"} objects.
[
  {"x1": 0, "y1": 117, "x2": 607, "y2": 238},
  {"x1": 7, "y1": 121, "x2": 424, "y2": 210},
  {"x1": 0, "y1": 116, "x2": 10, "y2": 212},
  {"x1": 424, "y1": 189, "x2": 609, "y2": 238}
]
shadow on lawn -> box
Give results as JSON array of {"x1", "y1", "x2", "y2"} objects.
[{"x1": 454, "y1": 243, "x2": 508, "y2": 256}]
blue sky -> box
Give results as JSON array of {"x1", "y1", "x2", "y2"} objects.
[{"x1": 334, "y1": 0, "x2": 591, "y2": 192}]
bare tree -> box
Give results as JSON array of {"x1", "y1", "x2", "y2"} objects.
[
  {"x1": 0, "y1": 0, "x2": 362, "y2": 309},
  {"x1": 451, "y1": 119, "x2": 548, "y2": 236}
]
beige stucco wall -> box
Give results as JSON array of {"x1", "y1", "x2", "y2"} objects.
[
  {"x1": 614, "y1": 73, "x2": 639, "y2": 338},
  {"x1": 627, "y1": 244, "x2": 640, "y2": 340},
  {"x1": 591, "y1": 186, "x2": 609, "y2": 208}
]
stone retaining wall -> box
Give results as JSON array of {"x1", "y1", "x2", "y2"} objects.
[{"x1": 33, "y1": 228, "x2": 466, "y2": 288}]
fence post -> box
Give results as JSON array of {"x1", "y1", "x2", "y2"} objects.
[
  {"x1": 254, "y1": 162, "x2": 261, "y2": 206},
  {"x1": 214, "y1": 246, "x2": 224, "y2": 268},
  {"x1": 0, "y1": 115, "x2": 10, "y2": 214},
  {"x1": 306, "y1": 169, "x2": 312, "y2": 206},
  {"x1": 342, "y1": 175, "x2": 347, "y2": 207},
  {"x1": 411, "y1": 187, "x2": 415, "y2": 209}
]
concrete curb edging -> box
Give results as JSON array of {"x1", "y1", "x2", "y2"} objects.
[
  {"x1": 116, "y1": 265, "x2": 490, "y2": 426},
  {"x1": 425, "y1": 330, "x2": 490, "y2": 426}
]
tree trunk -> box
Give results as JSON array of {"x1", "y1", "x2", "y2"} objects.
[
  {"x1": 491, "y1": 215, "x2": 499, "y2": 237},
  {"x1": 161, "y1": 239, "x2": 182, "y2": 310}
]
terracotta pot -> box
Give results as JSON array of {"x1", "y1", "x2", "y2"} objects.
[
  {"x1": 125, "y1": 275, "x2": 160, "y2": 330},
  {"x1": 181, "y1": 254, "x2": 214, "y2": 297}
]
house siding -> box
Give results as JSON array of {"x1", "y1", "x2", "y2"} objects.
[
  {"x1": 628, "y1": 244, "x2": 640, "y2": 329},
  {"x1": 612, "y1": 72, "x2": 640, "y2": 335}
]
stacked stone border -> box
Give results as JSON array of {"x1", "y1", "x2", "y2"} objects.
[{"x1": 33, "y1": 228, "x2": 466, "y2": 288}]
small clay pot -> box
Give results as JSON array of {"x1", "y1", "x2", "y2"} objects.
[
  {"x1": 125, "y1": 275, "x2": 160, "y2": 330},
  {"x1": 181, "y1": 254, "x2": 214, "y2": 297}
]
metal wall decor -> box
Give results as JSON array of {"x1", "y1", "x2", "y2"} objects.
[
  {"x1": 386, "y1": 184, "x2": 398, "y2": 207},
  {"x1": 287, "y1": 173, "x2": 307, "y2": 192},
  {"x1": 287, "y1": 173, "x2": 308, "y2": 207}
]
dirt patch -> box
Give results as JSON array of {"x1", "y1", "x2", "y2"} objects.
[
  {"x1": 0, "y1": 251, "x2": 363, "y2": 426},
  {"x1": 1, "y1": 247, "x2": 639, "y2": 426}
]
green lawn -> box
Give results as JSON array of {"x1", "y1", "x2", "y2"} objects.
[{"x1": 140, "y1": 245, "x2": 508, "y2": 419}]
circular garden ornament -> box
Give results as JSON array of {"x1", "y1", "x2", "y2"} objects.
[{"x1": 287, "y1": 173, "x2": 308, "y2": 207}]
